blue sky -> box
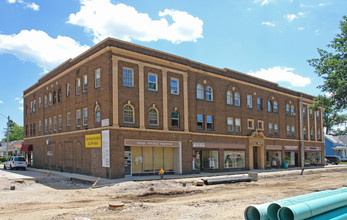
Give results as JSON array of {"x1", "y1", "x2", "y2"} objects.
[{"x1": 0, "y1": 0, "x2": 346, "y2": 138}]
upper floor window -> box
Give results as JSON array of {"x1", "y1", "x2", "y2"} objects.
[
  {"x1": 286, "y1": 125, "x2": 290, "y2": 137},
  {"x1": 83, "y1": 108, "x2": 88, "y2": 126},
  {"x1": 273, "y1": 101, "x2": 278, "y2": 113},
  {"x1": 197, "y1": 114, "x2": 204, "y2": 130},
  {"x1": 67, "y1": 112, "x2": 71, "y2": 127},
  {"x1": 49, "y1": 92, "x2": 52, "y2": 106},
  {"x1": 30, "y1": 102, "x2": 33, "y2": 113},
  {"x1": 66, "y1": 83, "x2": 70, "y2": 97},
  {"x1": 83, "y1": 75, "x2": 88, "y2": 93},
  {"x1": 53, "y1": 91, "x2": 56, "y2": 104},
  {"x1": 53, "y1": 116, "x2": 57, "y2": 132},
  {"x1": 206, "y1": 86, "x2": 213, "y2": 101},
  {"x1": 33, "y1": 100, "x2": 36, "y2": 112},
  {"x1": 234, "y1": 93, "x2": 240, "y2": 106},
  {"x1": 95, "y1": 105, "x2": 101, "y2": 124},
  {"x1": 76, "y1": 78, "x2": 81, "y2": 95},
  {"x1": 95, "y1": 68, "x2": 101, "y2": 88},
  {"x1": 309, "y1": 109, "x2": 313, "y2": 119},
  {"x1": 49, "y1": 117, "x2": 52, "y2": 133},
  {"x1": 247, "y1": 95, "x2": 252, "y2": 108},
  {"x1": 58, "y1": 115, "x2": 62, "y2": 131},
  {"x1": 123, "y1": 68, "x2": 134, "y2": 87},
  {"x1": 235, "y1": 118, "x2": 241, "y2": 133},
  {"x1": 316, "y1": 111, "x2": 320, "y2": 120},
  {"x1": 170, "y1": 78, "x2": 179, "y2": 95},
  {"x1": 258, "y1": 120, "x2": 264, "y2": 130},
  {"x1": 196, "y1": 84, "x2": 204, "y2": 100},
  {"x1": 58, "y1": 89, "x2": 62, "y2": 102},
  {"x1": 148, "y1": 73, "x2": 158, "y2": 91},
  {"x1": 206, "y1": 115, "x2": 213, "y2": 130},
  {"x1": 257, "y1": 98, "x2": 263, "y2": 111},
  {"x1": 303, "y1": 127, "x2": 307, "y2": 139},
  {"x1": 227, "y1": 91, "x2": 233, "y2": 105},
  {"x1": 149, "y1": 108, "x2": 158, "y2": 126},
  {"x1": 269, "y1": 123, "x2": 273, "y2": 135},
  {"x1": 317, "y1": 128, "x2": 321, "y2": 140},
  {"x1": 310, "y1": 127, "x2": 314, "y2": 140},
  {"x1": 274, "y1": 124, "x2": 279, "y2": 136},
  {"x1": 76, "y1": 109, "x2": 81, "y2": 127},
  {"x1": 38, "y1": 97, "x2": 41, "y2": 109},
  {"x1": 171, "y1": 111, "x2": 179, "y2": 127},
  {"x1": 291, "y1": 126, "x2": 295, "y2": 137},
  {"x1": 286, "y1": 104, "x2": 290, "y2": 115},
  {"x1": 303, "y1": 107, "x2": 306, "y2": 118},
  {"x1": 227, "y1": 117, "x2": 234, "y2": 132},
  {"x1": 268, "y1": 100, "x2": 272, "y2": 112},
  {"x1": 39, "y1": 121, "x2": 41, "y2": 133},
  {"x1": 123, "y1": 105, "x2": 134, "y2": 124},
  {"x1": 44, "y1": 119, "x2": 47, "y2": 133},
  {"x1": 247, "y1": 119, "x2": 254, "y2": 129},
  {"x1": 291, "y1": 105, "x2": 295, "y2": 116}
]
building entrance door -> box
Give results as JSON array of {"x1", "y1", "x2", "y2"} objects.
[
  {"x1": 253, "y1": 146, "x2": 259, "y2": 169},
  {"x1": 124, "y1": 146, "x2": 131, "y2": 176}
]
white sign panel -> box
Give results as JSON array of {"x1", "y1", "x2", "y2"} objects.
[
  {"x1": 101, "y1": 119, "x2": 109, "y2": 127},
  {"x1": 102, "y1": 130, "x2": 110, "y2": 168}
]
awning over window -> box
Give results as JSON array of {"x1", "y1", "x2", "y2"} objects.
[{"x1": 21, "y1": 145, "x2": 33, "y2": 151}]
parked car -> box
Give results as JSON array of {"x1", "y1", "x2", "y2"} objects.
[
  {"x1": 325, "y1": 155, "x2": 341, "y2": 165},
  {"x1": 4, "y1": 156, "x2": 27, "y2": 170}
]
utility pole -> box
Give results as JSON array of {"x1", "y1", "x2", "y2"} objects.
[
  {"x1": 300, "y1": 95, "x2": 305, "y2": 175},
  {"x1": 6, "y1": 116, "x2": 10, "y2": 157}
]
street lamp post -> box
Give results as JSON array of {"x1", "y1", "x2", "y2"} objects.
[{"x1": 0, "y1": 113, "x2": 10, "y2": 157}]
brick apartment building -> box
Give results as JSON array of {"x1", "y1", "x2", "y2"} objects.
[{"x1": 23, "y1": 38, "x2": 324, "y2": 178}]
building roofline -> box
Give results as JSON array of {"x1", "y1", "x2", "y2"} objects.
[{"x1": 24, "y1": 37, "x2": 316, "y2": 100}]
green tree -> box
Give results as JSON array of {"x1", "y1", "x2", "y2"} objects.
[
  {"x1": 308, "y1": 16, "x2": 347, "y2": 110},
  {"x1": 2, "y1": 121, "x2": 24, "y2": 142},
  {"x1": 310, "y1": 95, "x2": 347, "y2": 135}
]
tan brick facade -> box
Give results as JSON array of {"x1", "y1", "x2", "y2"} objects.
[{"x1": 23, "y1": 38, "x2": 324, "y2": 178}]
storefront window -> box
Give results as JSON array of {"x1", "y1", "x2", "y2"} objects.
[
  {"x1": 202, "y1": 150, "x2": 219, "y2": 169},
  {"x1": 192, "y1": 150, "x2": 200, "y2": 170},
  {"x1": 224, "y1": 151, "x2": 245, "y2": 168},
  {"x1": 266, "y1": 151, "x2": 282, "y2": 168},
  {"x1": 305, "y1": 152, "x2": 321, "y2": 165},
  {"x1": 285, "y1": 151, "x2": 296, "y2": 166}
]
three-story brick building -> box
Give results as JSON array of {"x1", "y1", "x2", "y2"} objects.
[{"x1": 23, "y1": 38, "x2": 324, "y2": 178}]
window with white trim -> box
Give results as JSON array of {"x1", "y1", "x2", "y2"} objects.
[
  {"x1": 58, "y1": 115, "x2": 62, "y2": 131},
  {"x1": 227, "y1": 91, "x2": 233, "y2": 105},
  {"x1": 269, "y1": 123, "x2": 273, "y2": 135},
  {"x1": 95, "y1": 105, "x2": 101, "y2": 124},
  {"x1": 196, "y1": 84, "x2": 203, "y2": 99},
  {"x1": 83, "y1": 75, "x2": 88, "y2": 93},
  {"x1": 247, "y1": 95, "x2": 252, "y2": 108},
  {"x1": 148, "y1": 73, "x2": 158, "y2": 91},
  {"x1": 123, "y1": 68, "x2": 134, "y2": 87},
  {"x1": 83, "y1": 108, "x2": 88, "y2": 126},
  {"x1": 274, "y1": 124, "x2": 279, "y2": 136},
  {"x1": 248, "y1": 119, "x2": 254, "y2": 129},
  {"x1": 206, "y1": 115, "x2": 213, "y2": 130},
  {"x1": 76, "y1": 78, "x2": 81, "y2": 95},
  {"x1": 53, "y1": 116, "x2": 57, "y2": 132},
  {"x1": 235, "y1": 118, "x2": 241, "y2": 133},
  {"x1": 76, "y1": 109, "x2": 81, "y2": 127},
  {"x1": 171, "y1": 111, "x2": 179, "y2": 127},
  {"x1": 123, "y1": 105, "x2": 134, "y2": 124},
  {"x1": 227, "y1": 117, "x2": 234, "y2": 132},
  {"x1": 95, "y1": 68, "x2": 101, "y2": 88},
  {"x1": 206, "y1": 86, "x2": 213, "y2": 101},
  {"x1": 197, "y1": 114, "x2": 204, "y2": 130},
  {"x1": 258, "y1": 120, "x2": 264, "y2": 130},
  {"x1": 274, "y1": 101, "x2": 278, "y2": 113},
  {"x1": 234, "y1": 93, "x2": 240, "y2": 106},
  {"x1": 170, "y1": 78, "x2": 179, "y2": 95},
  {"x1": 67, "y1": 112, "x2": 71, "y2": 127},
  {"x1": 149, "y1": 108, "x2": 158, "y2": 126}
]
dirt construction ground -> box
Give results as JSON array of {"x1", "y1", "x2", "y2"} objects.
[{"x1": 1, "y1": 166, "x2": 346, "y2": 220}]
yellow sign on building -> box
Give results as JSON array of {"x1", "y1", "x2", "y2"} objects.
[{"x1": 85, "y1": 134, "x2": 101, "y2": 148}]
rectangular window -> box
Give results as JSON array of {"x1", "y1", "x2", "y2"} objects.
[
  {"x1": 76, "y1": 109, "x2": 81, "y2": 127},
  {"x1": 58, "y1": 115, "x2": 62, "y2": 131},
  {"x1": 49, "y1": 93, "x2": 52, "y2": 105},
  {"x1": 206, "y1": 115, "x2": 213, "y2": 131},
  {"x1": 39, "y1": 97, "x2": 41, "y2": 109},
  {"x1": 95, "y1": 68, "x2": 101, "y2": 88},
  {"x1": 309, "y1": 109, "x2": 313, "y2": 119},
  {"x1": 53, "y1": 116, "x2": 57, "y2": 132},
  {"x1": 247, "y1": 119, "x2": 254, "y2": 129},
  {"x1": 39, "y1": 120, "x2": 41, "y2": 133},
  {"x1": 274, "y1": 124, "x2": 278, "y2": 136},
  {"x1": 269, "y1": 123, "x2": 273, "y2": 135},
  {"x1": 44, "y1": 96, "x2": 47, "y2": 108},
  {"x1": 247, "y1": 95, "x2": 252, "y2": 108},
  {"x1": 33, "y1": 100, "x2": 36, "y2": 112},
  {"x1": 123, "y1": 68, "x2": 134, "y2": 87},
  {"x1": 227, "y1": 117, "x2": 234, "y2": 132},
  {"x1": 66, "y1": 83, "x2": 70, "y2": 97},
  {"x1": 30, "y1": 101, "x2": 33, "y2": 113},
  {"x1": 316, "y1": 111, "x2": 320, "y2": 120},
  {"x1": 148, "y1": 73, "x2": 158, "y2": 91},
  {"x1": 170, "y1": 78, "x2": 179, "y2": 95},
  {"x1": 224, "y1": 151, "x2": 245, "y2": 168},
  {"x1": 291, "y1": 126, "x2": 295, "y2": 137},
  {"x1": 49, "y1": 117, "x2": 52, "y2": 133},
  {"x1": 287, "y1": 125, "x2": 290, "y2": 137},
  {"x1": 76, "y1": 78, "x2": 81, "y2": 95},
  {"x1": 67, "y1": 112, "x2": 71, "y2": 127},
  {"x1": 45, "y1": 119, "x2": 47, "y2": 134},
  {"x1": 235, "y1": 118, "x2": 241, "y2": 133},
  {"x1": 197, "y1": 114, "x2": 204, "y2": 130},
  {"x1": 257, "y1": 98, "x2": 263, "y2": 110},
  {"x1": 258, "y1": 120, "x2": 264, "y2": 130},
  {"x1": 83, "y1": 75, "x2": 88, "y2": 93},
  {"x1": 83, "y1": 108, "x2": 88, "y2": 126},
  {"x1": 171, "y1": 111, "x2": 179, "y2": 127}
]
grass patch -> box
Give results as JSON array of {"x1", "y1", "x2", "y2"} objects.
[{"x1": 340, "y1": 161, "x2": 347, "y2": 164}]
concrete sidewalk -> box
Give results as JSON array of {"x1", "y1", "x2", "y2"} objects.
[{"x1": 26, "y1": 164, "x2": 347, "y2": 187}]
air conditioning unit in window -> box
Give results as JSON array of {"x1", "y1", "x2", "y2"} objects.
[{"x1": 292, "y1": 112, "x2": 296, "y2": 116}]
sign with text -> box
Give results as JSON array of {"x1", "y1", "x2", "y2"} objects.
[
  {"x1": 124, "y1": 139, "x2": 180, "y2": 148},
  {"x1": 102, "y1": 130, "x2": 110, "y2": 168},
  {"x1": 85, "y1": 134, "x2": 101, "y2": 148}
]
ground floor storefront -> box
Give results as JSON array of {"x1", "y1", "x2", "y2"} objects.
[{"x1": 23, "y1": 128, "x2": 325, "y2": 178}]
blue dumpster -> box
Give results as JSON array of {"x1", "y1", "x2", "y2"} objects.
[{"x1": 283, "y1": 161, "x2": 288, "y2": 169}]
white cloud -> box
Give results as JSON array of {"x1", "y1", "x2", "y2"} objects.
[
  {"x1": 7, "y1": 0, "x2": 39, "y2": 11},
  {"x1": 246, "y1": 66, "x2": 311, "y2": 87},
  {"x1": 261, "y1": 21, "x2": 275, "y2": 27},
  {"x1": 0, "y1": 29, "x2": 90, "y2": 70},
  {"x1": 18, "y1": 107, "x2": 24, "y2": 111},
  {"x1": 298, "y1": 27, "x2": 304, "y2": 31},
  {"x1": 0, "y1": 100, "x2": 3, "y2": 104},
  {"x1": 315, "y1": 29, "x2": 320, "y2": 35},
  {"x1": 15, "y1": 98, "x2": 23, "y2": 104},
  {"x1": 254, "y1": 0, "x2": 270, "y2": 6},
  {"x1": 285, "y1": 12, "x2": 304, "y2": 22},
  {"x1": 68, "y1": 0, "x2": 203, "y2": 44}
]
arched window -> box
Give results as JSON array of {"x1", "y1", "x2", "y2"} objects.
[
  {"x1": 58, "y1": 89, "x2": 62, "y2": 102},
  {"x1": 268, "y1": 100, "x2": 272, "y2": 112},
  {"x1": 123, "y1": 105, "x2": 134, "y2": 124},
  {"x1": 196, "y1": 84, "x2": 203, "y2": 100},
  {"x1": 286, "y1": 104, "x2": 290, "y2": 115},
  {"x1": 291, "y1": 105, "x2": 295, "y2": 115},
  {"x1": 273, "y1": 101, "x2": 278, "y2": 113},
  {"x1": 234, "y1": 93, "x2": 240, "y2": 106},
  {"x1": 149, "y1": 108, "x2": 158, "y2": 126},
  {"x1": 53, "y1": 91, "x2": 56, "y2": 104},
  {"x1": 171, "y1": 111, "x2": 179, "y2": 127},
  {"x1": 49, "y1": 92, "x2": 52, "y2": 106},
  {"x1": 95, "y1": 105, "x2": 101, "y2": 124},
  {"x1": 206, "y1": 86, "x2": 213, "y2": 101},
  {"x1": 227, "y1": 91, "x2": 233, "y2": 105}
]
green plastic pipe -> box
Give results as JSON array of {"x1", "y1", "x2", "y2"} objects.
[
  {"x1": 278, "y1": 192, "x2": 347, "y2": 220},
  {"x1": 307, "y1": 206, "x2": 347, "y2": 220},
  {"x1": 267, "y1": 187, "x2": 347, "y2": 220},
  {"x1": 244, "y1": 202, "x2": 272, "y2": 220}
]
